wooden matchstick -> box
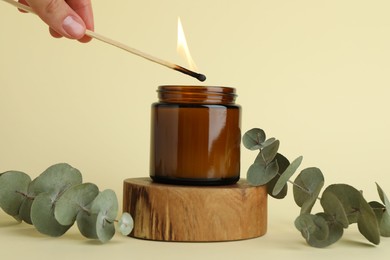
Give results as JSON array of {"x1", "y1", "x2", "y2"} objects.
[{"x1": 1, "y1": 0, "x2": 206, "y2": 82}]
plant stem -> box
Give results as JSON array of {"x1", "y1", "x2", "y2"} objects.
[
  {"x1": 15, "y1": 190, "x2": 35, "y2": 200},
  {"x1": 80, "y1": 205, "x2": 92, "y2": 215}
]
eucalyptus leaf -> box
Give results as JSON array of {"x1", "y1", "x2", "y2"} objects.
[
  {"x1": 247, "y1": 162, "x2": 266, "y2": 186},
  {"x1": 316, "y1": 213, "x2": 344, "y2": 247},
  {"x1": 89, "y1": 190, "x2": 119, "y2": 243},
  {"x1": 321, "y1": 190, "x2": 349, "y2": 228},
  {"x1": 18, "y1": 178, "x2": 39, "y2": 224},
  {"x1": 369, "y1": 201, "x2": 390, "y2": 237},
  {"x1": 242, "y1": 128, "x2": 266, "y2": 150},
  {"x1": 91, "y1": 189, "x2": 118, "y2": 221},
  {"x1": 272, "y1": 156, "x2": 303, "y2": 196},
  {"x1": 261, "y1": 139, "x2": 280, "y2": 165},
  {"x1": 293, "y1": 167, "x2": 324, "y2": 214},
  {"x1": 369, "y1": 201, "x2": 384, "y2": 220},
  {"x1": 295, "y1": 214, "x2": 317, "y2": 236},
  {"x1": 254, "y1": 152, "x2": 267, "y2": 166},
  {"x1": 31, "y1": 193, "x2": 72, "y2": 237},
  {"x1": 0, "y1": 171, "x2": 31, "y2": 218},
  {"x1": 247, "y1": 161, "x2": 279, "y2": 186},
  {"x1": 118, "y1": 212, "x2": 134, "y2": 236},
  {"x1": 379, "y1": 211, "x2": 390, "y2": 237},
  {"x1": 323, "y1": 184, "x2": 380, "y2": 244},
  {"x1": 357, "y1": 198, "x2": 380, "y2": 245},
  {"x1": 54, "y1": 183, "x2": 99, "y2": 226},
  {"x1": 301, "y1": 183, "x2": 323, "y2": 215},
  {"x1": 295, "y1": 213, "x2": 343, "y2": 248},
  {"x1": 19, "y1": 199, "x2": 33, "y2": 225},
  {"x1": 33, "y1": 163, "x2": 82, "y2": 196},
  {"x1": 376, "y1": 183, "x2": 390, "y2": 217},
  {"x1": 374, "y1": 183, "x2": 390, "y2": 237},
  {"x1": 322, "y1": 184, "x2": 364, "y2": 224},
  {"x1": 260, "y1": 137, "x2": 276, "y2": 148},
  {"x1": 267, "y1": 176, "x2": 288, "y2": 199},
  {"x1": 76, "y1": 189, "x2": 119, "y2": 241},
  {"x1": 76, "y1": 210, "x2": 98, "y2": 239},
  {"x1": 266, "y1": 153, "x2": 289, "y2": 199},
  {"x1": 96, "y1": 211, "x2": 116, "y2": 243},
  {"x1": 294, "y1": 213, "x2": 328, "y2": 247}
]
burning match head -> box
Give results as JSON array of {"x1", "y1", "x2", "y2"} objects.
[
  {"x1": 174, "y1": 65, "x2": 207, "y2": 82},
  {"x1": 197, "y1": 73, "x2": 207, "y2": 82}
]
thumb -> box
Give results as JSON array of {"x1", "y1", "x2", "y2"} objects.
[{"x1": 25, "y1": 0, "x2": 86, "y2": 40}]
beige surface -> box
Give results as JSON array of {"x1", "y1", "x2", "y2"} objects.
[
  {"x1": 1, "y1": 0, "x2": 390, "y2": 259},
  {"x1": 1, "y1": 198, "x2": 389, "y2": 260}
]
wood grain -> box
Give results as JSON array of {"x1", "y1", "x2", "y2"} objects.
[{"x1": 123, "y1": 178, "x2": 267, "y2": 241}]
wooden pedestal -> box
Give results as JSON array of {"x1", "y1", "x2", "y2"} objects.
[{"x1": 123, "y1": 178, "x2": 267, "y2": 242}]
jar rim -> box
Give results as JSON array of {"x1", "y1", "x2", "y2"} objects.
[
  {"x1": 157, "y1": 85, "x2": 237, "y2": 104},
  {"x1": 158, "y1": 85, "x2": 236, "y2": 95}
]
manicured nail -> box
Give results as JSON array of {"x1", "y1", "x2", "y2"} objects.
[{"x1": 62, "y1": 16, "x2": 85, "y2": 38}]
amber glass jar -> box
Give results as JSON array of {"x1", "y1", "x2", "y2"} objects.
[{"x1": 150, "y1": 85, "x2": 241, "y2": 185}]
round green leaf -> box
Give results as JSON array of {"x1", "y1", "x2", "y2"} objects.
[
  {"x1": 272, "y1": 156, "x2": 303, "y2": 196},
  {"x1": 295, "y1": 213, "x2": 343, "y2": 248},
  {"x1": 316, "y1": 213, "x2": 344, "y2": 247},
  {"x1": 31, "y1": 193, "x2": 72, "y2": 237},
  {"x1": 267, "y1": 176, "x2": 288, "y2": 199},
  {"x1": 242, "y1": 128, "x2": 266, "y2": 150},
  {"x1": 96, "y1": 211, "x2": 115, "y2": 243},
  {"x1": 91, "y1": 189, "x2": 118, "y2": 221},
  {"x1": 76, "y1": 210, "x2": 98, "y2": 239},
  {"x1": 357, "y1": 198, "x2": 380, "y2": 245},
  {"x1": 55, "y1": 183, "x2": 99, "y2": 226},
  {"x1": 293, "y1": 167, "x2": 324, "y2": 214},
  {"x1": 369, "y1": 201, "x2": 385, "y2": 217},
  {"x1": 261, "y1": 139, "x2": 280, "y2": 165},
  {"x1": 369, "y1": 201, "x2": 390, "y2": 237},
  {"x1": 18, "y1": 178, "x2": 39, "y2": 224},
  {"x1": 376, "y1": 183, "x2": 390, "y2": 217},
  {"x1": 295, "y1": 213, "x2": 329, "y2": 246},
  {"x1": 118, "y1": 212, "x2": 134, "y2": 236},
  {"x1": 322, "y1": 184, "x2": 363, "y2": 224},
  {"x1": 247, "y1": 161, "x2": 279, "y2": 186},
  {"x1": 33, "y1": 163, "x2": 82, "y2": 196},
  {"x1": 260, "y1": 137, "x2": 276, "y2": 148},
  {"x1": 247, "y1": 162, "x2": 266, "y2": 186},
  {"x1": 266, "y1": 153, "x2": 289, "y2": 199},
  {"x1": 323, "y1": 184, "x2": 380, "y2": 244},
  {"x1": 0, "y1": 171, "x2": 31, "y2": 218},
  {"x1": 19, "y1": 198, "x2": 33, "y2": 225},
  {"x1": 89, "y1": 189, "x2": 119, "y2": 243},
  {"x1": 379, "y1": 211, "x2": 390, "y2": 237},
  {"x1": 254, "y1": 152, "x2": 267, "y2": 166},
  {"x1": 321, "y1": 190, "x2": 349, "y2": 228}
]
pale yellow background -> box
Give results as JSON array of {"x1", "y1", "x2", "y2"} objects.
[{"x1": 1, "y1": 0, "x2": 390, "y2": 259}]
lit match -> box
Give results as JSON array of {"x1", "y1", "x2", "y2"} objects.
[{"x1": 1, "y1": 0, "x2": 207, "y2": 82}]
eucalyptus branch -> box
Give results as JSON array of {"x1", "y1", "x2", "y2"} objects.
[
  {"x1": 0, "y1": 163, "x2": 134, "y2": 243},
  {"x1": 243, "y1": 127, "x2": 390, "y2": 248}
]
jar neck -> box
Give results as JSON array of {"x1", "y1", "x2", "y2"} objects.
[{"x1": 157, "y1": 85, "x2": 237, "y2": 104}]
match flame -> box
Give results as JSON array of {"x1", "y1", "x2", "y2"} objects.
[{"x1": 177, "y1": 17, "x2": 198, "y2": 71}]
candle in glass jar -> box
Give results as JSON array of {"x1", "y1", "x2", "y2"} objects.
[{"x1": 150, "y1": 85, "x2": 241, "y2": 185}]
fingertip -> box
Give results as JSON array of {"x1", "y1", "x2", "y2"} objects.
[
  {"x1": 78, "y1": 35, "x2": 93, "y2": 43},
  {"x1": 17, "y1": 0, "x2": 29, "y2": 13},
  {"x1": 49, "y1": 28, "x2": 63, "y2": 38},
  {"x1": 62, "y1": 15, "x2": 86, "y2": 39}
]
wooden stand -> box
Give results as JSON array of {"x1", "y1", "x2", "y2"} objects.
[{"x1": 123, "y1": 178, "x2": 267, "y2": 242}]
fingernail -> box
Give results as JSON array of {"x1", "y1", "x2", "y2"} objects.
[{"x1": 62, "y1": 16, "x2": 85, "y2": 38}]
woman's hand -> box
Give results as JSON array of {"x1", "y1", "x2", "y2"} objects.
[{"x1": 19, "y1": 0, "x2": 94, "y2": 43}]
